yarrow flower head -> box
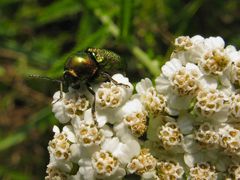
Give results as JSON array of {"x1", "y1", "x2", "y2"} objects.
[
  {"x1": 189, "y1": 162, "x2": 218, "y2": 180},
  {"x1": 96, "y1": 74, "x2": 133, "y2": 109},
  {"x1": 91, "y1": 150, "x2": 121, "y2": 178},
  {"x1": 158, "y1": 121, "x2": 183, "y2": 150},
  {"x1": 46, "y1": 35, "x2": 240, "y2": 179},
  {"x1": 156, "y1": 160, "x2": 184, "y2": 179},
  {"x1": 227, "y1": 164, "x2": 240, "y2": 179},
  {"x1": 127, "y1": 148, "x2": 157, "y2": 176},
  {"x1": 136, "y1": 78, "x2": 167, "y2": 116},
  {"x1": 194, "y1": 122, "x2": 219, "y2": 148},
  {"x1": 45, "y1": 166, "x2": 69, "y2": 180},
  {"x1": 218, "y1": 124, "x2": 240, "y2": 155},
  {"x1": 194, "y1": 89, "x2": 229, "y2": 122}
]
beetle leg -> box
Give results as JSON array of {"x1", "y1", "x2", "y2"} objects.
[
  {"x1": 100, "y1": 72, "x2": 130, "y2": 88},
  {"x1": 86, "y1": 82, "x2": 97, "y2": 121}
]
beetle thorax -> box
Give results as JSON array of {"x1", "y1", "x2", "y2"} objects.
[{"x1": 64, "y1": 52, "x2": 98, "y2": 84}]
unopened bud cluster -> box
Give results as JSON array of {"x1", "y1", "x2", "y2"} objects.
[{"x1": 46, "y1": 36, "x2": 240, "y2": 179}]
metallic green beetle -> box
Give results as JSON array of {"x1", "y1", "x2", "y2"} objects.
[
  {"x1": 63, "y1": 48, "x2": 125, "y2": 86},
  {"x1": 62, "y1": 48, "x2": 128, "y2": 119}
]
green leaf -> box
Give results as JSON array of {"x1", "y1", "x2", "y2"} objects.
[
  {"x1": 120, "y1": 0, "x2": 133, "y2": 40},
  {"x1": 0, "y1": 132, "x2": 26, "y2": 151},
  {"x1": 36, "y1": 0, "x2": 82, "y2": 25},
  {"x1": 175, "y1": 0, "x2": 204, "y2": 35}
]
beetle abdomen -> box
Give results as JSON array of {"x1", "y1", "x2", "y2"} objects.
[{"x1": 87, "y1": 48, "x2": 125, "y2": 74}]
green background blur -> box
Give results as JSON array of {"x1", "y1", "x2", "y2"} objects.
[{"x1": 0, "y1": 0, "x2": 239, "y2": 179}]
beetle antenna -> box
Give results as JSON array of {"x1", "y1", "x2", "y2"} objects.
[
  {"x1": 28, "y1": 75, "x2": 63, "y2": 83},
  {"x1": 28, "y1": 75, "x2": 64, "y2": 103}
]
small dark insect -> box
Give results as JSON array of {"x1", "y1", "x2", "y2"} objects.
[{"x1": 30, "y1": 48, "x2": 129, "y2": 119}]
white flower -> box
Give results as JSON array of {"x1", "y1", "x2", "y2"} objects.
[
  {"x1": 114, "y1": 98, "x2": 148, "y2": 140},
  {"x1": 188, "y1": 162, "x2": 218, "y2": 180},
  {"x1": 174, "y1": 36, "x2": 194, "y2": 51},
  {"x1": 194, "y1": 89, "x2": 230, "y2": 122},
  {"x1": 73, "y1": 120, "x2": 104, "y2": 147},
  {"x1": 48, "y1": 125, "x2": 76, "y2": 161},
  {"x1": 156, "y1": 160, "x2": 184, "y2": 179},
  {"x1": 127, "y1": 148, "x2": 157, "y2": 176},
  {"x1": 218, "y1": 124, "x2": 240, "y2": 155},
  {"x1": 45, "y1": 165, "x2": 69, "y2": 180},
  {"x1": 123, "y1": 110, "x2": 148, "y2": 137},
  {"x1": 156, "y1": 59, "x2": 203, "y2": 95},
  {"x1": 227, "y1": 164, "x2": 240, "y2": 179},
  {"x1": 156, "y1": 59, "x2": 206, "y2": 112},
  {"x1": 52, "y1": 90, "x2": 90, "y2": 124},
  {"x1": 77, "y1": 158, "x2": 96, "y2": 180},
  {"x1": 194, "y1": 122, "x2": 219, "y2": 148},
  {"x1": 136, "y1": 78, "x2": 167, "y2": 116},
  {"x1": 198, "y1": 47, "x2": 231, "y2": 76},
  {"x1": 177, "y1": 113, "x2": 195, "y2": 134},
  {"x1": 91, "y1": 150, "x2": 126, "y2": 179},
  {"x1": 229, "y1": 50, "x2": 240, "y2": 86},
  {"x1": 158, "y1": 121, "x2": 184, "y2": 152},
  {"x1": 96, "y1": 74, "x2": 133, "y2": 109},
  {"x1": 47, "y1": 36, "x2": 240, "y2": 179},
  {"x1": 229, "y1": 93, "x2": 240, "y2": 121},
  {"x1": 184, "y1": 149, "x2": 231, "y2": 172},
  {"x1": 147, "y1": 115, "x2": 174, "y2": 141},
  {"x1": 171, "y1": 35, "x2": 205, "y2": 64}
]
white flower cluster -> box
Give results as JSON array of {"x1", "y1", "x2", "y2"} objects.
[{"x1": 46, "y1": 36, "x2": 240, "y2": 179}]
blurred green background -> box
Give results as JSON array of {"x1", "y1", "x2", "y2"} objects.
[{"x1": 0, "y1": 0, "x2": 239, "y2": 179}]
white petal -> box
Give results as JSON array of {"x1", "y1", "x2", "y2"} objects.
[
  {"x1": 53, "y1": 125, "x2": 60, "y2": 134},
  {"x1": 161, "y1": 58, "x2": 182, "y2": 77},
  {"x1": 204, "y1": 36, "x2": 225, "y2": 50},
  {"x1": 110, "y1": 167, "x2": 126, "y2": 180},
  {"x1": 155, "y1": 75, "x2": 171, "y2": 94},
  {"x1": 199, "y1": 75, "x2": 218, "y2": 90},
  {"x1": 185, "y1": 63, "x2": 202, "y2": 77},
  {"x1": 49, "y1": 154, "x2": 73, "y2": 172},
  {"x1": 184, "y1": 153, "x2": 195, "y2": 167},
  {"x1": 52, "y1": 100, "x2": 71, "y2": 124},
  {"x1": 78, "y1": 165, "x2": 95, "y2": 180},
  {"x1": 142, "y1": 171, "x2": 157, "y2": 180},
  {"x1": 114, "y1": 122, "x2": 135, "y2": 142},
  {"x1": 191, "y1": 35, "x2": 204, "y2": 43},
  {"x1": 69, "y1": 144, "x2": 81, "y2": 163},
  {"x1": 116, "y1": 98, "x2": 144, "y2": 118},
  {"x1": 101, "y1": 125, "x2": 113, "y2": 138},
  {"x1": 182, "y1": 135, "x2": 201, "y2": 153},
  {"x1": 136, "y1": 78, "x2": 153, "y2": 94},
  {"x1": 97, "y1": 108, "x2": 119, "y2": 125},
  {"x1": 96, "y1": 113, "x2": 108, "y2": 127},
  {"x1": 219, "y1": 74, "x2": 231, "y2": 87},
  {"x1": 70, "y1": 116, "x2": 82, "y2": 129},
  {"x1": 83, "y1": 109, "x2": 95, "y2": 124},
  {"x1": 177, "y1": 114, "x2": 194, "y2": 134},
  {"x1": 63, "y1": 125, "x2": 76, "y2": 143},
  {"x1": 102, "y1": 137, "x2": 120, "y2": 153},
  {"x1": 125, "y1": 140, "x2": 141, "y2": 159},
  {"x1": 112, "y1": 73, "x2": 134, "y2": 95}
]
